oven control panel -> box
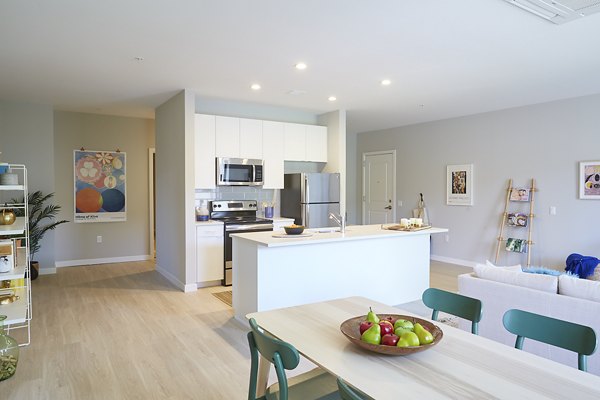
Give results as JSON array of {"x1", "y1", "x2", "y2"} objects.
[{"x1": 210, "y1": 200, "x2": 257, "y2": 212}]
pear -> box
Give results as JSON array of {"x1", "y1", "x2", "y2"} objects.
[
  {"x1": 400, "y1": 331, "x2": 420, "y2": 347},
  {"x1": 360, "y1": 323, "x2": 381, "y2": 345},
  {"x1": 396, "y1": 338, "x2": 410, "y2": 347},
  {"x1": 366, "y1": 307, "x2": 380, "y2": 324},
  {"x1": 414, "y1": 323, "x2": 434, "y2": 345}
]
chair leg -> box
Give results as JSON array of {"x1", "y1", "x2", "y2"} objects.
[
  {"x1": 515, "y1": 336, "x2": 525, "y2": 350},
  {"x1": 579, "y1": 354, "x2": 588, "y2": 372},
  {"x1": 431, "y1": 310, "x2": 439, "y2": 321},
  {"x1": 471, "y1": 321, "x2": 478, "y2": 335}
]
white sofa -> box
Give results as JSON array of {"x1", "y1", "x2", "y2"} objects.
[{"x1": 458, "y1": 267, "x2": 600, "y2": 376}]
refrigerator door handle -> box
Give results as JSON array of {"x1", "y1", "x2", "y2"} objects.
[{"x1": 304, "y1": 175, "x2": 309, "y2": 204}]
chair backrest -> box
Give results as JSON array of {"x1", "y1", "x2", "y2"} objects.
[
  {"x1": 422, "y1": 288, "x2": 483, "y2": 334},
  {"x1": 247, "y1": 318, "x2": 300, "y2": 400},
  {"x1": 337, "y1": 377, "x2": 366, "y2": 400},
  {"x1": 503, "y1": 309, "x2": 598, "y2": 372}
]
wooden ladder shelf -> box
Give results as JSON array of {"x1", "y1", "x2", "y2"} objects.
[{"x1": 495, "y1": 178, "x2": 536, "y2": 267}]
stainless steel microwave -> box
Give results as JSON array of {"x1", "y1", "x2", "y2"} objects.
[{"x1": 216, "y1": 157, "x2": 264, "y2": 186}]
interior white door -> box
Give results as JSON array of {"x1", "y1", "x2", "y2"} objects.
[{"x1": 363, "y1": 151, "x2": 395, "y2": 224}]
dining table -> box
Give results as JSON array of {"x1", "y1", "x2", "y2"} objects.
[{"x1": 247, "y1": 296, "x2": 600, "y2": 399}]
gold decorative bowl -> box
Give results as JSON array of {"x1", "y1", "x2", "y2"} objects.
[{"x1": 340, "y1": 314, "x2": 443, "y2": 356}]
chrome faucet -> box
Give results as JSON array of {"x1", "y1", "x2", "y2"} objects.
[{"x1": 329, "y1": 212, "x2": 346, "y2": 233}]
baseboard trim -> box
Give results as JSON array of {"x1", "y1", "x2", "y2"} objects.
[
  {"x1": 55, "y1": 255, "x2": 152, "y2": 268},
  {"x1": 430, "y1": 255, "x2": 476, "y2": 268},
  {"x1": 39, "y1": 267, "x2": 57, "y2": 275},
  {"x1": 155, "y1": 263, "x2": 197, "y2": 293}
]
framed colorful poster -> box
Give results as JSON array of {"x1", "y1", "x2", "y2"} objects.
[
  {"x1": 579, "y1": 161, "x2": 600, "y2": 199},
  {"x1": 510, "y1": 187, "x2": 530, "y2": 202},
  {"x1": 446, "y1": 164, "x2": 473, "y2": 206},
  {"x1": 74, "y1": 150, "x2": 126, "y2": 223}
]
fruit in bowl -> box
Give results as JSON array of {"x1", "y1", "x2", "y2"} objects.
[{"x1": 284, "y1": 224, "x2": 305, "y2": 235}]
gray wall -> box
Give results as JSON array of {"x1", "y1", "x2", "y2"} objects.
[
  {"x1": 155, "y1": 90, "x2": 197, "y2": 289},
  {"x1": 53, "y1": 112, "x2": 155, "y2": 265},
  {"x1": 355, "y1": 93, "x2": 600, "y2": 268},
  {"x1": 0, "y1": 101, "x2": 56, "y2": 269}
]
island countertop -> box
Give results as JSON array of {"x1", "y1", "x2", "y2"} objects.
[{"x1": 231, "y1": 224, "x2": 447, "y2": 247}]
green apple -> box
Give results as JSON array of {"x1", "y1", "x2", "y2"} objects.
[
  {"x1": 394, "y1": 327, "x2": 411, "y2": 337},
  {"x1": 400, "y1": 331, "x2": 420, "y2": 347},
  {"x1": 394, "y1": 319, "x2": 414, "y2": 331}
]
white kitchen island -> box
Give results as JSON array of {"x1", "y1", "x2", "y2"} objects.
[{"x1": 231, "y1": 224, "x2": 447, "y2": 321}]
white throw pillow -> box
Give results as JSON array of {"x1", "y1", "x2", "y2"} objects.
[
  {"x1": 485, "y1": 260, "x2": 522, "y2": 271},
  {"x1": 474, "y1": 264, "x2": 558, "y2": 293},
  {"x1": 559, "y1": 274, "x2": 600, "y2": 302}
]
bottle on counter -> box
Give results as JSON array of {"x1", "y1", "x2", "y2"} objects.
[{"x1": 196, "y1": 202, "x2": 209, "y2": 221}]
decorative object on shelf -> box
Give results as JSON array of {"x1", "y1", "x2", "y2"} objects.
[
  {"x1": 507, "y1": 212, "x2": 528, "y2": 227},
  {"x1": 74, "y1": 149, "x2": 126, "y2": 222},
  {"x1": 0, "y1": 207, "x2": 16, "y2": 225},
  {"x1": 510, "y1": 187, "x2": 530, "y2": 202},
  {"x1": 446, "y1": 164, "x2": 473, "y2": 206},
  {"x1": 506, "y1": 238, "x2": 527, "y2": 253},
  {"x1": 0, "y1": 167, "x2": 18, "y2": 186},
  {"x1": 12, "y1": 191, "x2": 68, "y2": 280},
  {"x1": 0, "y1": 241, "x2": 14, "y2": 273},
  {"x1": 579, "y1": 161, "x2": 600, "y2": 199},
  {"x1": 0, "y1": 315, "x2": 19, "y2": 381}
]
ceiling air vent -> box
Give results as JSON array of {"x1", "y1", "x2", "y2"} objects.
[{"x1": 503, "y1": 0, "x2": 600, "y2": 24}]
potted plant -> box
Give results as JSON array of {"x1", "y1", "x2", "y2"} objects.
[{"x1": 13, "y1": 191, "x2": 68, "y2": 280}]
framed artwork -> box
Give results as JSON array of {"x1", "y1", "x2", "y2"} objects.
[
  {"x1": 446, "y1": 164, "x2": 473, "y2": 206},
  {"x1": 579, "y1": 161, "x2": 600, "y2": 199},
  {"x1": 510, "y1": 187, "x2": 530, "y2": 202},
  {"x1": 507, "y1": 213, "x2": 528, "y2": 227},
  {"x1": 74, "y1": 150, "x2": 126, "y2": 223}
]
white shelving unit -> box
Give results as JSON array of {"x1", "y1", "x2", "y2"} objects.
[{"x1": 0, "y1": 163, "x2": 31, "y2": 346}]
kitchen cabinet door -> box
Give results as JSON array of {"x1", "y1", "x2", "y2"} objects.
[
  {"x1": 262, "y1": 120, "x2": 284, "y2": 189},
  {"x1": 305, "y1": 125, "x2": 328, "y2": 162},
  {"x1": 239, "y1": 118, "x2": 263, "y2": 159},
  {"x1": 195, "y1": 114, "x2": 216, "y2": 189},
  {"x1": 215, "y1": 116, "x2": 240, "y2": 157},
  {"x1": 283, "y1": 123, "x2": 306, "y2": 161},
  {"x1": 196, "y1": 225, "x2": 224, "y2": 282}
]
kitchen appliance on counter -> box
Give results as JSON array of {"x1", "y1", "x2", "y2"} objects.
[
  {"x1": 216, "y1": 157, "x2": 263, "y2": 186},
  {"x1": 210, "y1": 200, "x2": 273, "y2": 286},
  {"x1": 281, "y1": 173, "x2": 340, "y2": 228}
]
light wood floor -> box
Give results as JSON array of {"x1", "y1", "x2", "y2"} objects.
[{"x1": 4, "y1": 260, "x2": 471, "y2": 399}]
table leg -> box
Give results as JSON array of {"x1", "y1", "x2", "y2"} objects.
[{"x1": 256, "y1": 354, "x2": 271, "y2": 397}]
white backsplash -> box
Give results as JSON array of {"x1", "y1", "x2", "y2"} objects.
[{"x1": 195, "y1": 187, "x2": 280, "y2": 218}]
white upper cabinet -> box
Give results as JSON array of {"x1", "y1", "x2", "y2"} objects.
[
  {"x1": 195, "y1": 114, "x2": 216, "y2": 189},
  {"x1": 239, "y1": 118, "x2": 263, "y2": 159},
  {"x1": 262, "y1": 121, "x2": 285, "y2": 189},
  {"x1": 215, "y1": 116, "x2": 240, "y2": 157},
  {"x1": 283, "y1": 123, "x2": 306, "y2": 161},
  {"x1": 305, "y1": 125, "x2": 328, "y2": 162}
]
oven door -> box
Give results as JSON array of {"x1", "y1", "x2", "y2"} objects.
[{"x1": 224, "y1": 223, "x2": 273, "y2": 286}]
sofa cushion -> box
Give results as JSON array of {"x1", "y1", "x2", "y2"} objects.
[
  {"x1": 559, "y1": 274, "x2": 600, "y2": 302},
  {"x1": 474, "y1": 264, "x2": 558, "y2": 293},
  {"x1": 485, "y1": 260, "x2": 522, "y2": 271}
]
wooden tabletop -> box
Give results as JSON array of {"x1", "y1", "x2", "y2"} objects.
[{"x1": 248, "y1": 296, "x2": 600, "y2": 400}]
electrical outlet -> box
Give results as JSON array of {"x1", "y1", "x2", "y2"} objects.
[
  {"x1": 397, "y1": 200, "x2": 403, "y2": 207},
  {"x1": 445, "y1": 234, "x2": 450, "y2": 243},
  {"x1": 549, "y1": 206, "x2": 557, "y2": 215},
  {"x1": 97, "y1": 235, "x2": 103, "y2": 243}
]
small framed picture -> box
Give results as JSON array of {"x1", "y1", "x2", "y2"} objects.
[
  {"x1": 579, "y1": 161, "x2": 600, "y2": 199},
  {"x1": 506, "y1": 238, "x2": 527, "y2": 253},
  {"x1": 510, "y1": 187, "x2": 530, "y2": 202},
  {"x1": 507, "y1": 213, "x2": 528, "y2": 227},
  {"x1": 446, "y1": 164, "x2": 473, "y2": 206}
]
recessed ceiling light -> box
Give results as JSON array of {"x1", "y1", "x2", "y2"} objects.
[
  {"x1": 381, "y1": 79, "x2": 391, "y2": 86},
  {"x1": 250, "y1": 83, "x2": 261, "y2": 90},
  {"x1": 295, "y1": 62, "x2": 307, "y2": 70},
  {"x1": 328, "y1": 96, "x2": 337, "y2": 102}
]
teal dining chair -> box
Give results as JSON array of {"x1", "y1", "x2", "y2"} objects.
[
  {"x1": 337, "y1": 377, "x2": 370, "y2": 400},
  {"x1": 247, "y1": 318, "x2": 339, "y2": 400},
  {"x1": 422, "y1": 288, "x2": 483, "y2": 334},
  {"x1": 503, "y1": 309, "x2": 598, "y2": 372}
]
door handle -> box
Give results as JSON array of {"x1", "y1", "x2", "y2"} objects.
[{"x1": 384, "y1": 206, "x2": 392, "y2": 210}]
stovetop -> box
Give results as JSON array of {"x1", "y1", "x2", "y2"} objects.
[{"x1": 212, "y1": 216, "x2": 273, "y2": 224}]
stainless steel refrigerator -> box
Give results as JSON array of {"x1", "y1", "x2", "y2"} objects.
[{"x1": 281, "y1": 173, "x2": 340, "y2": 228}]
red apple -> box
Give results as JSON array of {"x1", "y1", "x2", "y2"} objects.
[
  {"x1": 379, "y1": 320, "x2": 394, "y2": 336},
  {"x1": 381, "y1": 333, "x2": 399, "y2": 346},
  {"x1": 382, "y1": 315, "x2": 396, "y2": 325},
  {"x1": 359, "y1": 321, "x2": 374, "y2": 335}
]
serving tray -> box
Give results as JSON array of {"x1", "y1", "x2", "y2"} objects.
[
  {"x1": 382, "y1": 224, "x2": 432, "y2": 232},
  {"x1": 272, "y1": 233, "x2": 313, "y2": 238}
]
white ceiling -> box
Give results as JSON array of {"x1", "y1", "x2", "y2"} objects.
[{"x1": 1, "y1": 0, "x2": 600, "y2": 134}]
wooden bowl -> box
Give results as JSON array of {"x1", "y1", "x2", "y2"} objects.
[
  {"x1": 340, "y1": 314, "x2": 443, "y2": 355},
  {"x1": 284, "y1": 225, "x2": 305, "y2": 235}
]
